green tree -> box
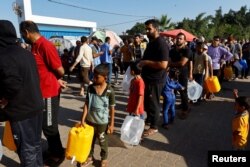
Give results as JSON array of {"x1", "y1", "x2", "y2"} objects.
[
  {"x1": 158, "y1": 14, "x2": 175, "y2": 31},
  {"x1": 126, "y1": 22, "x2": 145, "y2": 35}
]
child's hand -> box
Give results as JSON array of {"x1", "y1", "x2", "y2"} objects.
[
  {"x1": 107, "y1": 125, "x2": 114, "y2": 134},
  {"x1": 81, "y1": 121, "x2": 86, "y2": 128}
]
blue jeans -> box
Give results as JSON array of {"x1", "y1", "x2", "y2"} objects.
[
  {"x1": 162, "y1": 93, "x2": 176, "y2": 125},
  {"x1": 11, "y1": 112, "x2": 43, "y2": 167},
  {"x1": 104, "y1": 63, "x2": 112, "y2": 84}
]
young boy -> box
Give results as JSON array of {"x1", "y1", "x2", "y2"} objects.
[
  {"x1": 80, "y1": 64, "x2": 115, "y2": 167},
  {"x1": 232, "y1": 89, "x2": 249, "y2": 150},
  {"x1": 161, "y1": 69, "x2": 184, "y2": 129},
  {"x1": 126, "y1": 62, "x2": 145, "y2": 119}
]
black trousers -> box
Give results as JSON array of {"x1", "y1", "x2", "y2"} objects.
[
  {"x1": 178, "y1": 74, "x2": 189, "y2": 111},
  {"x1": 11, "y1": 112, "x2": 43, "y2": 167},
  {"x1": 144, "y1": 83, "x2": 164, "y2": 129},
  {"x1": 42, "y1": 95, "x2": 64, "y2": 157}
]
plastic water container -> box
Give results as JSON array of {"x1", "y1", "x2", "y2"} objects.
[
  {"x1": 205, "y1": 76, "x2": 221, "y2": 93},
  {"x1": 224, "y1": 66, "x2": 233, "y2": 80},
  {"x1": 3, "y1": 121, "x2": 17, "y2": 151},
  {"x1": 187, "y1": 80, "x2": 203, "y2": 102},
  {"x1": 65, "y1": 123, "x2": 94, "y2": 164},
  {"x1": 120, "y1": 116, "x2": 145, "y2": 146}
]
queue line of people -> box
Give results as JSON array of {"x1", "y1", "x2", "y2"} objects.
[{"x1": 0, "y1": 18, "x2": 249, "y2": 167}]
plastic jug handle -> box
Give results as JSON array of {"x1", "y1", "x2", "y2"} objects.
[{"x1": 71, "y1": 156, "x2": 76, "y2": 164}]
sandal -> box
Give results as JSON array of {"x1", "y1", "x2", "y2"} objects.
[
  {"x1": 77, "y1": 157, "x2": 93, "y2": 167},
  {"x1": 143, "y1": 128, "x2": 158, "y2": 137},
  {"x1": 101, "y1": 160, "x2": 108, "y2": 167}
]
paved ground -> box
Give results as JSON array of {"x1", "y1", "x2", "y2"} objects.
[{"x1": 0, "y1": 74, "x2": 250, "y2": 167}]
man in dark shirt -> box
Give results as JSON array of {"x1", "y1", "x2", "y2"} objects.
[
  {"x1": 242, "y1": 42, "x2": 250, "y2": 78},
  {"x1": 0, "y1": 20, "x2": 44, "y2": 166},
  {"x1": 138, "y1": 19, "x2": 169, "y2": 136},
  {"x1": 169, "y1": 32, "x2": 193, "y2": 119}
]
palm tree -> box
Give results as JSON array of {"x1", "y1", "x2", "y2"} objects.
[{"x1": 158, "y1": 14, "x2": 174, "y2": 31}]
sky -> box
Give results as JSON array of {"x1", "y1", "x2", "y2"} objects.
[{"x1": 1, "y1": 0, "x2": 249, "y2": 36}]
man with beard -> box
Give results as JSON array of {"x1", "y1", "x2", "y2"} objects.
[
  {"x1": 169, "y1": 33, "x2": 193, "y2": 119},
  {"x1": 0, "y1": 20, "x2": 44, "y2": 167},
  {"x1": 19, "y1": 20, "x2": 66, "y2": 166},
  {"x1": 138, "y1": 19, "x2": 169, "y2": 137}
]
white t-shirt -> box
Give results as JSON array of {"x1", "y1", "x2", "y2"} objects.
[{"x1": 76, "y1": 43, "x2": 93, "y2": 68}]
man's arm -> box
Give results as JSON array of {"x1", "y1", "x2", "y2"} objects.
[
  {"x1": 138, "y1": 60, "x2": 168, "y2": 70},
  {"x1": 169, "y1": 57, "x2": 189, "y2": 68}
]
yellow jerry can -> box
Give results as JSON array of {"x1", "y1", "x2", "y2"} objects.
[
  {"x1": 3, "y1": 121, "x2": 17, "y2": 151},
  {"x1": 224, "y1": 66, "x2": 233, "y2": 80},
  {"x1": 205, "y1": 76, "x2": 221, "y2": 93},
  {"x1": 65, "y1": 123, "x2": 94, "y2": 164}
]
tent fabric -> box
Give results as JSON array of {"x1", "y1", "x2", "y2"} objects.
[
  {"x1": 160, "y1": 29, "x2": 196, "y2": 42},
  {"x1": 88, "y1": 30, "x2": 123, "y2": 48}
]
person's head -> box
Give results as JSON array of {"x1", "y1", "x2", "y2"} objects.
[
  {"x1": 98, "y1": 39, "x2": 103, "y2": 46},
  {"x1": 134, "y1": 34, "x2": 141, "y2": 44},
  {"x1": 123, "y1": 38, "x2": 128, "y2": 45},
  {"x1": 196, "y1": 42, "x2": 205, "y2": 54},
  {"x1": 203, "y1": 44, "x2": 208, "y2": 53},
  {"x1": 105, "y1": 37, "x2": 111, "y2": 44},
  {"x1": 0, "y1": 20, "x2": 17, "y2": 47},
  {"x1": 81, "y1": 36, "x2": 88, "y2": 44},
  {"x1": 76, "y1": 40, "x2": 81, "y2": 46},
  {"x1": 130, "y1": 61, "x2": 141, "y2": 76},
  {"x1": 93, "y1": 64, "x2": 109, "y2": 84},
  {"x1": 235, "y1": 96, "x2": 250, "y2": 112},
  {"x1": 176, "y1": 32, "x2": 186, "y2": 47},
  {"x1": 63, "y1": 48, "x2": 69, "y2": 54},
  {"x1": 145, "y1": 19, "x2": 160, "y2": 40},
  {"x1": 91, "y1": 36, "x2": 98, "y2": 44},
  {"x1": 212, "y1": 35, "x2": 220, "y2": 47},
  {"x1": 19, "y1": 20, "x2": 40, "y2": 44}
]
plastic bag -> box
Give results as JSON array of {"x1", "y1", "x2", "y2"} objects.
[
  {"x1": 121, "y1": 67, "x2": 134, "y2": 95},
  {"x1": 233, "y1": 60, "x2": 243, "y2": 71},
  {"x1": 187, "y1": 80, "x2": 203, "y2": 102},
  {"x1": 120, "y1": 115, "x2": 145, "y2": 146}
]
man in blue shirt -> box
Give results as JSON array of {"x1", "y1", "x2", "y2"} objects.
[{"x1": 100, "y1": 37, "x2": 113, "y2": 83}]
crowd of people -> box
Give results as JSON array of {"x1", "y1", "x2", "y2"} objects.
[{"x1": 0, "y1": 18, "x2": 250, "y2": 167}]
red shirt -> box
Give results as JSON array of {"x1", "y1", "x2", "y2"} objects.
[
  {"x1": 126, "y1": 77, "x2": 145, "y2": 114},
  {"x1": 31, "y1": 36, "x2": 62, "y2": 98}
]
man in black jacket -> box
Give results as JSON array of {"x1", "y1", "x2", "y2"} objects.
[{"x1": 0, "y1": 20, "x2": 44, "y2": 167}]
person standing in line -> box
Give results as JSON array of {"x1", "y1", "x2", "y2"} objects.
[
  {"x1": 100, "y1": 37, "x2": 113, "y2": 84},
  {"x1": 126, "y1": 61, "x2": 145, "y2": 119},
  {"x1": 207, "y1": 36, "x2": 233, "y2": 83},
  {"x1": 70, "y1": 36, "x2": 93, "y2": 96},
  {"x1": 169, "y1": 33, "x2": 193, "y2": 119},
  {"x1": 120, "y1": 38, "x2": 133, "y2": 73},
  {"x1": 232, "y1": 89, "x2": 249, "y2": 150},
  {"x1": 138, "y1": 19, "x2": 169, "y2": 137},
  {"x1": 80, "y1": 64, "x2": 115, "y2": 167},
  {"x1": 0, "y1": 20, "x2": 44, "y2": 167},
  {"x1": 19, "y1": 20, "x2": 67, "y2": 166},
  {"x1": 161, "y1": 70, "x2": 184, "y2": 129}
]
